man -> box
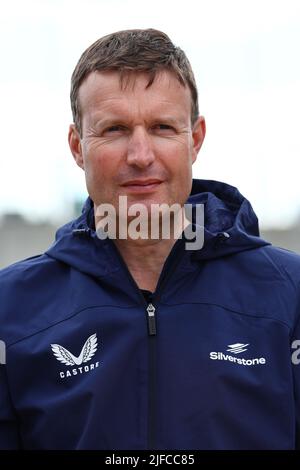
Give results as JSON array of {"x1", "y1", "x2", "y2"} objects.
[{"x1": 0, "y1": 28, "x2": 299, "y2": 450}]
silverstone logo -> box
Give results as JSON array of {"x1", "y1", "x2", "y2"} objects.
[
  {"x1": 226, "y1": 343, "x2": 249, "y2": 354},
  {"x1": 51, "y1": 333, "x2": 99, "y2": 379},
  {"x1": 210, "y1": 342, "x2": 266, "y2": 366}
]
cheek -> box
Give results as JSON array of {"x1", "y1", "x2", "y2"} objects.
[
  {"x1": 84, "y1": 143, "x2": 124, "y2": 178},
  {"x1": 161, "y1": 145, "x2": 193, "y2": 176},
  {"x1": 155, "y1": 137, "x2": 192, "y2": 160}
]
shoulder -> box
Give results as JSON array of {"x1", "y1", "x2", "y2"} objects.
[
  {"x1": 218, "y1": 243, "x2": 300, "y2": 329},
  {"x1": 0, "y1": 254, "x2": 68, "y2": 345},
  {"x1": 0, "y1": 252, "x2": 56, "y2": 275},
  {"x1": 0, "y1": 253, "x2": 65, "y2": 291},
  {"x1": 253, "y1": 244, "x2": 300, "y2": 329},
  {"x1": 258, "y1": 244, "x2": 300, "y2": 287}
]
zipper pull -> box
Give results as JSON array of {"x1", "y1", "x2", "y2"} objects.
[{"x1": 146, "y1": 303, "x2": 156, "y2": 336}]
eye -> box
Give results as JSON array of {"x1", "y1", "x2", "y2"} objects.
[
  {"x1": 156, "y1": 124, "x2": 173, "y2": 130},
  {"x1": 102, "y1": 125, "x2": 127, "y2": 135},
  {"x1": 106, "y1": 125, "x2": 123, "y2": 132},
  {"x1": 152, "y1": 123, "x2": 176, "y2": 134}
]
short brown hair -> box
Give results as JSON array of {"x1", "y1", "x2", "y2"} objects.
[{"x1": 70, "y1": 28, "x2": 199, "y2": 135}]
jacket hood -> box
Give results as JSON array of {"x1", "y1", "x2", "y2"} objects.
[{"x1": 45, "y1": 179, "x2": 270, "y2": 277}]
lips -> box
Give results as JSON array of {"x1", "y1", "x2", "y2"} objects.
[
  {"x1": 121, "y1": 179, "x2": 163, "y2": 193},
  {"x1": 122, "y1": 179, "x2": 163, "y2": 186}
]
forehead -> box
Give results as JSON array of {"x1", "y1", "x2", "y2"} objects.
[{"x1": 78, "y1": 70, "x2": 192, "y2": 121}]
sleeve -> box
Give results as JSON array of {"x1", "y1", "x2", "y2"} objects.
[
  {"x1": 0, "y1": 365, "x2": 21, "y2": 449},
  {"x1": 291, "y1": 312, "x2": 300, "y2": 450}
]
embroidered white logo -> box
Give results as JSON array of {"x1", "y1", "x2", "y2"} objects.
[
  {"x1": 51, "y1": 333, "x2": 99, "y2": 379},
  {"x1": 226, "y1": 343, "x2": 249, "y2": 354},
  {"x1": 210, "y1": 342, "x2": 266, "y2": 366}
]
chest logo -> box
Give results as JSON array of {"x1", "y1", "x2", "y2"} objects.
[
  {"x1": 226, "y1": 343, "x2": 249, "y2": 354},
  {"x1": 210, "y1": 341, "x2": 266, "y2": 366},
  {"x1": 51, "y1": 333, "x2": 99, "y2": 379},
  {"x1": 51, "y1": 333, "x2": 98, "y2": 366}
]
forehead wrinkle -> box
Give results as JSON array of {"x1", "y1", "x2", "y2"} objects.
[
  {"x1": 89, "y1": 100, "x2": 188, "y2": 128},
  {"x1": 79, "y1": 70, "x2": 192, "y2": 127}
]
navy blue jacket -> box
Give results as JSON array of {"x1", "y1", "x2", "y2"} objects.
[{"x1": 1, "y1": 179, "x2": 300, "y2": 449}]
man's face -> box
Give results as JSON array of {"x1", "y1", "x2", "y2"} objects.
[{"x1": 69, "y1": 70, "x2": 205, "y2": 216}]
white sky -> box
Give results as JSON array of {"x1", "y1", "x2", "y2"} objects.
[{"x1": 0, "y1": 0, "x2": 299, "y2": 228}]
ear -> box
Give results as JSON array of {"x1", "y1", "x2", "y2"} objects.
[
  {"x1": 68, "y1": 124, "x2": 84, "y2": 170},
  {"x1": 191, "y1": 116, "x2": 206, "y2": 164}
]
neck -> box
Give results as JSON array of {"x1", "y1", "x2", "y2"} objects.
[
  {"x1": 94, "y1": 206, "x2": 190, "y2": 292},
  {"x1": 114, "y1": 236, "x2": 177, "y2": 292}
]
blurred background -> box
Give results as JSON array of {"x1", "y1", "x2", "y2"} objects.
[{"x1": 0, "y1": 0, "x2": 300, "y2": 268}]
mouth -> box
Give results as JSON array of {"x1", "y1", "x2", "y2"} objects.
[{"x1": 121, "y1": 179, "x2": 163, "y2": 193}]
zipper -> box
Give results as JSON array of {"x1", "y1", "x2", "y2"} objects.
[
  {"x1": 108, "y1": 236, "x2": 188, "y2": 450},
  {"x1": 145, "y1": 240, "x2": 187, "y2": 449},
  {"x1": 146, "y1": 297, "x2": 156, "y2": 450},
  {"x1": 146, "y1": 303, "x2": 156, "y2": 336}
]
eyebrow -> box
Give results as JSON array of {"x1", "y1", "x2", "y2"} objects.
[{"x1": 92, "y1": 115, "x2": 187, "y2": 129}]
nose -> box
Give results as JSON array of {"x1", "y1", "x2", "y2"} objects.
[{"x1": 126, "y1": 126, "x2": 155, "y2": 168}]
